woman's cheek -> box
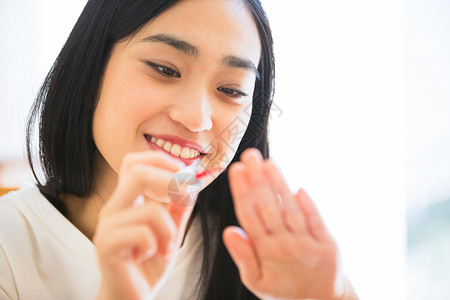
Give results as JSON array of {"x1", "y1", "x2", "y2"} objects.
[
  {"x1": 228, "y1": 106, "x2": 252, "y2": 148},
  {"x1": 219, "y1": 107, "x2": 252, "y2": 160}
]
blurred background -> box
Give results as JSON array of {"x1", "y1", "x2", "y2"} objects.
[{"x1": 1, "y1": 1, "x2": 449, "y2": 299}]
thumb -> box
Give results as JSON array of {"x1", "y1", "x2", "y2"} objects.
[
  {"x1": 166, "y1": 202, "x2": 193, "y2": 249},
  {"x1": 223, "y1": 226, "x2": 260, "y2": 287},
  {"x1": 166, "y1": 202, "x2": 193, "y2": 230}
]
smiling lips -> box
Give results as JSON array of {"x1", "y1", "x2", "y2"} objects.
[
  {"x1": 145, "y1": 134, "x2": 226, "y2": 177},
  {"x1": 145, "y1": 134, "x2": 204, "y2": 160}
]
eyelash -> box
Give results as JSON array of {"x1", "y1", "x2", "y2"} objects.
[
  {"x1": 145, "y1": 61, "x2": 248, "y2": 100},
  {"x1": 145, "y1": 61, "x2": 181, "y2": 78},
  {"x1": 217, "y1": 87, "x2": 248, "y2": 100}
]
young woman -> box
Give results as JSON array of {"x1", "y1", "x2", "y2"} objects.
[{"x1": 0, "y1": 0, "x2": 359, "y2": 299}]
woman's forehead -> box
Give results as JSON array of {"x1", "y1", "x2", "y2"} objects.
[{"x1": 130, "y1": 0, "x2": 261, "y2": 66}]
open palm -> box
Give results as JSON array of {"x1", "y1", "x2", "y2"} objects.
[{"x1": 225, "y1": 149, "x2": 346, "y2": 300}]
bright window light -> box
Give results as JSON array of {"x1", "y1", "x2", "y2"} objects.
[{"x1": 261, "y1": 1, "x2": 406, "y2": 299}]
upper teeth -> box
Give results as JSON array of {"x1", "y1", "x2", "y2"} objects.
[{"x1": 150, "y1": 137, "x2": 201, "y2": 159}]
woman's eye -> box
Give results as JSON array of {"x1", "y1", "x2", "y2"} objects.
[
  {"x1": 218, "y1": 87, "x2": 248, "y2": 100},
  {"x1": 145, "y1": 61, "x2": 180, "y2": 78}
]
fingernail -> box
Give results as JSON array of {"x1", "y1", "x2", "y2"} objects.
[
  {"x1": 166, "y1": 242, "x2": 177, "y2": 258},
  {"x1": 161, "y1": 152, "x2": 185, "y2": 168}
]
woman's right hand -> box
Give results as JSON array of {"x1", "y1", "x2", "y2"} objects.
[{"x1": 93, "y1": 151, "x2": 193, "y2": 300}]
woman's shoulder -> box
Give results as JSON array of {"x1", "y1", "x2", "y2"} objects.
[
  {"x1": 0, "y1": 184, "x2": 40, "y2": 201},
  {"x1": 0, "y1": 184, "x2": 71, "y2": 248},
  {"x1": 0, "y1": 185, "x2": 44, "y2": 222},
  {"x1": 0, "y1": 184, "x2": 81, "y2": 246},
  {"x1": 0, "y1": 185, "x2": 45, "y2": 239},
  {"x1": 0, "y1": 185, "x2": 100, "y2": 300},
  {"x1": 0, "y1": 185, "x2": 45, "y2": 300},
  {"x1": 0, "y1": 184, "x2": 38, "y2": 213}
]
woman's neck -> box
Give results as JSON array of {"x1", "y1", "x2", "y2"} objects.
[
  {"x1": 62, "y1": 153, "x2": 117, "y2": 241},
  {"x1": 63, "y1": 192, "x2": 105, "y2": 241}
]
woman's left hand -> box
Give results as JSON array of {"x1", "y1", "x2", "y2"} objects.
[{"x1": 225, "y1": 148, "x2": 356, "y2": 300}]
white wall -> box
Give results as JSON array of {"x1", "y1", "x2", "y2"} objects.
[
  {"x1": 404, "y1": 1, "x2": 450, "y2": 299},
  {"x1": 405, "y1": 0, "x2": 450, "y2": 213},
  {"x1": 263, "y1": 1, "x2": 406, "y2": 299},
  {"x1": 0, "y1": 0, "x2": 88, "y2": 185},
  {"x1": 0, "y1": 0, "x2": 39, "y2": 182}
]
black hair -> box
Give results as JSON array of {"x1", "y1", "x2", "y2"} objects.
[{"x1": 26, "y1": 1, "x2": 275, "y2": 299}]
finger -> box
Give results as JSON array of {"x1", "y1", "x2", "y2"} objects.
[
  {"x1": 295, "y1": 189, "x2": 332, "y2": 241},
  {"x1": 96, "y1": 225, "x2": 158, "y2": 264},
  {"x1": 166, "y1": 202, "x2": 194, "y2": 246},
  {"x1": 104, "y1": 165, "x2": 177, "y2": 213},
  {"x1": 241, "y1": 148, "x2": 285, "y2": 233},
  {"x1": 167, "y1": 202, "x2": 193, "y2": 229},
  {"x1": 120, "y1": 151, "x2": 185, "y2": 175},
  {"x1": 103, "y1": 151, "x2": 185, "y2": 212},
  {"x1": 229, "y1": 162, "x2": 267, "y2": 240},
  {"x1": 223, "y1": 226, "x2": 261, "y2": 288},
  {"x1": 98, "y1": 202, "x2": 177, "y2": 256},
  {"x1": 262, "y1": 160, "x2": 307, "y2": 233}
]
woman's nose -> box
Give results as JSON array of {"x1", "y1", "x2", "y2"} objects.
[{"x1": 168, "y1": 89, "x2": 213, "y2": 132}]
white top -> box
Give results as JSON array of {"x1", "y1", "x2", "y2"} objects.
[{"x1": 0, "y1": 186, "x2": 202, "y2": 300}]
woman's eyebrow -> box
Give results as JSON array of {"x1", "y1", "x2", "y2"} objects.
[
  {"x1": 141, "y1": 34, "x2": 199, "y2": 57},
  {"x1": 222, "y1": 55, "x2": 260, "y2": 80},
  {"x1": 141, "y1": 33, "x2": 260, "y2": 79}
]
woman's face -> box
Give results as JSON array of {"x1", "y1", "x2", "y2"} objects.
[{"x1": 92, "y1": 0, "x2": 261, "y2": 189}]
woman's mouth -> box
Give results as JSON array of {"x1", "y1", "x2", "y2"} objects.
[{"x1": 144, "y1": 134, "x2": 205, "y2": 165}]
